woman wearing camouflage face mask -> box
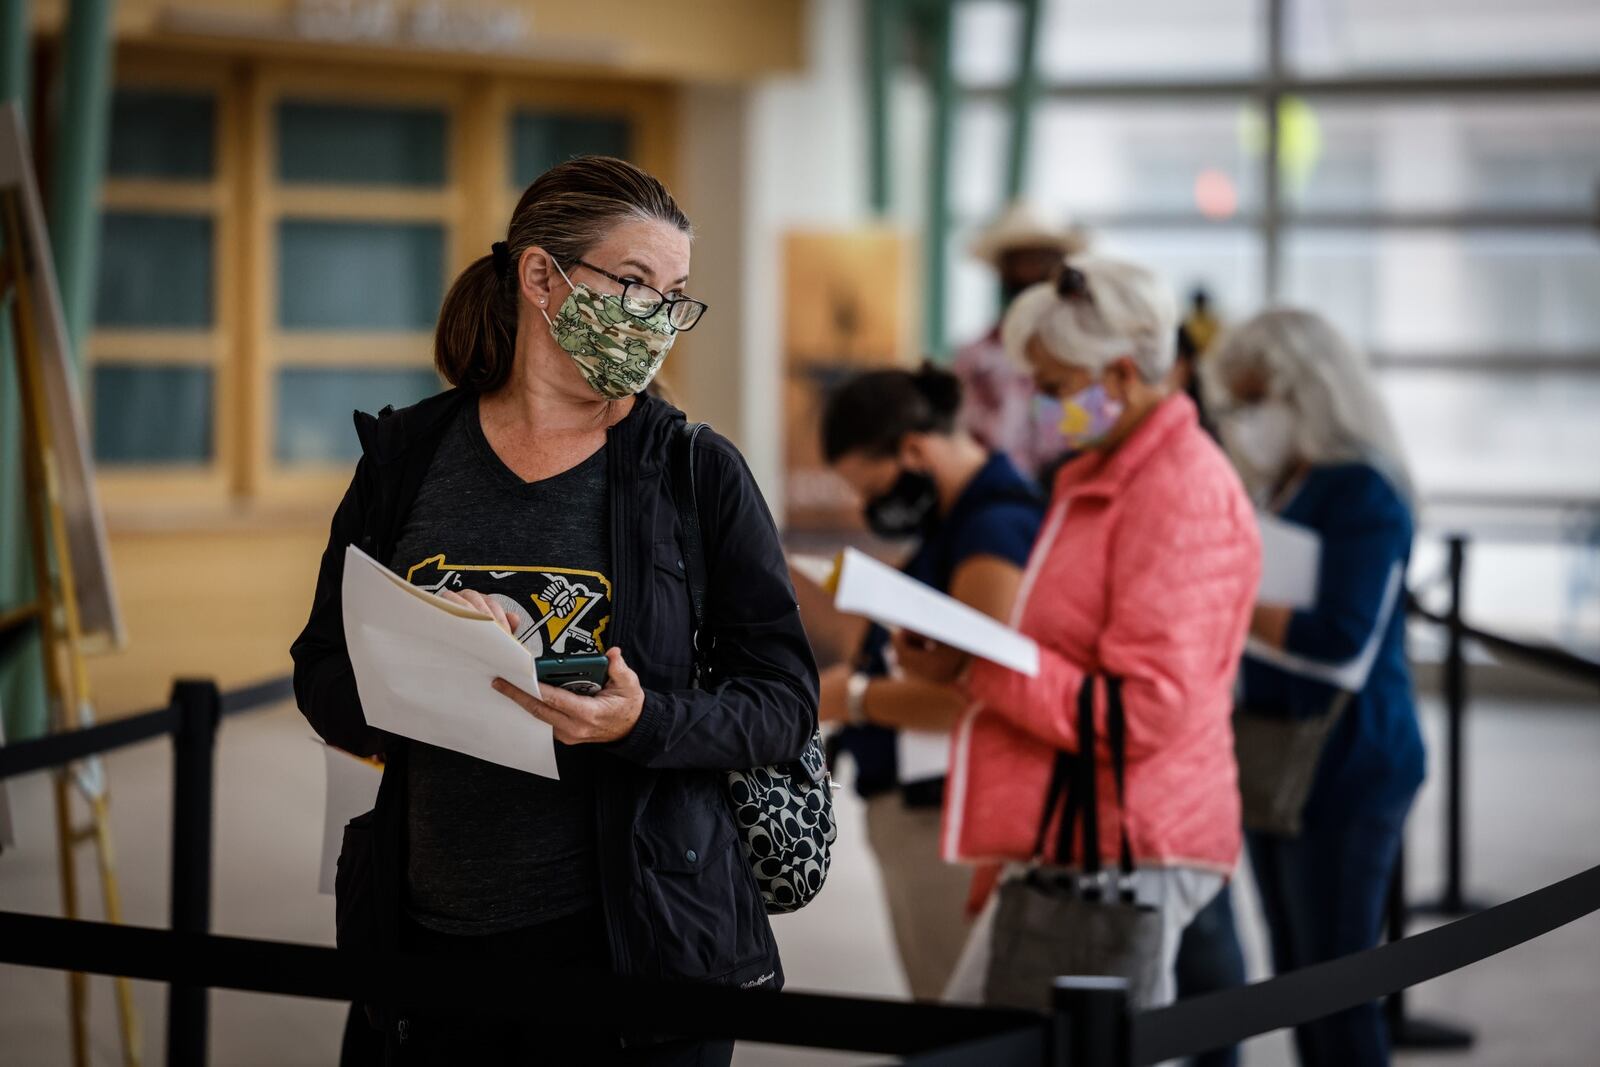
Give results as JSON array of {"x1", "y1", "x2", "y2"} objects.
[{"x1": 291, "y1": 156, "x2": 818, "y2": 1065}]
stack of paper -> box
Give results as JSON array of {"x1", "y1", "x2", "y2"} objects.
[
  {"x1": 341, "y1": 544, "x2": 559, "y2": 779},
  {"x1": 832, "y1": 548, "x2": 1040, "y2": 677}
]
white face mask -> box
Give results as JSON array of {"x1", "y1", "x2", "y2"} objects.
[{"x1": 1223, "y1": 399, "x2": 1297, "y2": 483}]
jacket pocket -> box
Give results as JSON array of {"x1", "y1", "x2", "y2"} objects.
[
  {"x1": 637, "y1": 799, "x2": 770, "y2": 981},
  {"x1": 648, "y1": 538, "x2": 696, "y2": 674},
  {"x1": 334, "y1": 808, "x2": 378, "y2": 954}
]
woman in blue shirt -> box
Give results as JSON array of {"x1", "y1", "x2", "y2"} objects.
[
  {"x1": 1205, "y1": 309, "x2": 1426, "y2": 1066},
  {"x1": 815, "y1": 363, "x2": 1045, "y2": 1000}
]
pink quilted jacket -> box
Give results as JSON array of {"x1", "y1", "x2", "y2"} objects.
[{"x1": 942, "y1": 394, "x2": 1260, "y2": 873}]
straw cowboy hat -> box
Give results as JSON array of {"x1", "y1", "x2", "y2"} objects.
[{"x1": 968, "y1": 200, "x2": 1089, "y2": 266}]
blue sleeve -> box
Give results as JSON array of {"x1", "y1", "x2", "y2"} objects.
[
  {"x1": 948, "y1": 502, "x2": 1043, "y2": 572},
  {"x1": 1284, "y1": 467, "x2": 1413, "y2": 667}
]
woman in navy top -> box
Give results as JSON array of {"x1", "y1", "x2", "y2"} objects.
[
  {"x1": 1206, "y1": 309, "x2": 1426, "y2": 1067},
  {"x1": 815, "y1": 363, "x2": 1044, "y2": 1000}
]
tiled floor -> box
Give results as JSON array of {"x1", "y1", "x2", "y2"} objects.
[{"x1": 1, "y1": 696, "x2": 1596, "y2": 1065}]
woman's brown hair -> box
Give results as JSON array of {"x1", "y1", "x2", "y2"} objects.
[{"x1": 434, "y1": 155, "x2": 692, "y2": 392}]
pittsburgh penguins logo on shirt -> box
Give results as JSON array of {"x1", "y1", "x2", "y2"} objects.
[{"x1": 403, "y1": 554, "x2": 612, "y2": 657}]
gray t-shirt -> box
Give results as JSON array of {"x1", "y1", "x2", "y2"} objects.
[{"x1": 389, "y1": 396, "x2": 610, "y2": 934}]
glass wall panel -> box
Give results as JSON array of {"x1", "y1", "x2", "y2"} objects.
[
  {"x1": 1288, "y1": 0, "x2": 1600, "y2": 75},
  {"x1": 1026, "y1": 100, "x2": 1263, "y2": 218},
  {"x1": 96, "y1": 212, "x2": 214, "y2": 328},
  {"x1": 1038, "y1": 0, "x2": 1262, "y2": 81},
  {"x1": 1377, "y1": 368, "x2": 1600, "y2": 500},
  {"x1": 275, "y1": 367, "x2": 442, "y2": 464},
  {"x1": 1285, "y1": 230, "x2": 1600, "y2": 355},
  {"x1": 277, "y1": 220, "x2": 445, "y2": 331},
  {"x1": 277, "y1": 100, "x2": 448, "y2": 187},
  {"x1": 92, "y1": 364, "x2": 213, "y2": 464},
  {"x1": 1287, "y1": 96, "x2": 1600, "y2": 213},
  {"x1": 107, "y1": 89, "x2": 215, "y2": 179},
  {"x1": 510, "y1": 112, "x2": 631, "y2": 188}
]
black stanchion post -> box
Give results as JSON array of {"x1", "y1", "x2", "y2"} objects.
[
  {"x1": 1420, "y1": 535, "x2": 1487, "y2": 918},
  {"x1": 1051, "y1": 977, "x2": 1129, "y2": 1067},
  {"x1": 167, "y1": 679, "x2": 221, "y2": 1067}
]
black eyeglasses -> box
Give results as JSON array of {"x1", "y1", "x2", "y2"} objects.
[{"x1": 572, "y1": 260, "x2": 708, "y2": 331}]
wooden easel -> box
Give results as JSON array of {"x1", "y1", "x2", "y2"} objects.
[{"x1": 1, "y1": 180, "x2": 142, "y2": 1066}]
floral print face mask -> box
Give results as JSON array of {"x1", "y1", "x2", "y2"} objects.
[{"x1": 540, "y1": 260, "x2": 677, "y2": 400}]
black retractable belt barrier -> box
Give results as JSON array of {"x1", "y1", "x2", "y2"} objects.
[
  {"x1": 0, "y1": 702, "x2": 178, "y2": 780},
  {"x1": 4, "y1": 861, "x2": 1597, "y2": 1067},
  {"x1": 0, "y1": 910, "x2": 1042, "y2": 1061},
  {"x1": 168, "y1": 679, "x2": 222, "y2": 1067},
  {"x1": 1131, "y1": 861, "x2": 1600, "y2": 1066}
]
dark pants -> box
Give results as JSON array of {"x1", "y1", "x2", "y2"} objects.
[
  {"x1": 340, "y1": 910, "x2": 735, "y2": 1067},
  {"x1": 1174, "y1": 882, "x2": 1247, "y2": 1067},
  {"x1": 1246, "y1": 797, "x2": 1411, "y2": 1067}
]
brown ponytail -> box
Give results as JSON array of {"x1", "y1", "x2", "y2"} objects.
[{"x1": 434, "y1": 155, "x2": 692, "y2": 393}]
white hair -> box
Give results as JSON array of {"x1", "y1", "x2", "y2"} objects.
[
  {"x1": 1001, "y1": 254, "x2": 1178, "y2": 382},
  {"x1": 1202, "y1": 308, "x2": 1414, "y2": 500}
]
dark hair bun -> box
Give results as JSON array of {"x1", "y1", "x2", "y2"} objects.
[{"x1": 911, "y1": 361, "x2": 963, "y2": 419}]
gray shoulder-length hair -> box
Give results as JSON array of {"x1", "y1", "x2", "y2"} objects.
[{"x1": 1202, "y1": 307, "x2": 1415, "y2": 501}]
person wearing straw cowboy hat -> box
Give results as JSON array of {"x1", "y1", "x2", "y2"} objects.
[{"x1": 954, "y1": 200, "x2": 1090, "y2": 484}]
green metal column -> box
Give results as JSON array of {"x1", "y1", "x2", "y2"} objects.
[
  {"x1": 49, "y1": 0, "x2": 114, "y2": 361},
  {"x1": 867, "y1": 0, "x2": 895, "y2": 214},
  {"x1": 922, "y1": 0, "x2": 956, "y2": 359},
  {"x1": 0, "y1": 0, "x2": 44, "y2": 742},
  {"x1": 1004, "y1": 0, "x2": 1043, "y2": 200}
]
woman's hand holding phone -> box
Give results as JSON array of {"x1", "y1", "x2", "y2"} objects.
[{"x1": 492, "y1": 647, "x2": 645, "y2": 745}]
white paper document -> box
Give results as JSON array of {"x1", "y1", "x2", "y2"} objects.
[
  {"x1": 341, "y1": 544, "x2": 558, "y2": 779},
  {"x1": 1256, "y1": 510, "x2": 1322, "y2": 609},
  {"x1": 897, "y1": 729, "x2": 951, "y2": 784},
  {"x1": 832, "y1": 548, "x2": 1040, "y2": 676},
  {"x1": 317, "y1": 741, "x2": 383, "y2": 895}
]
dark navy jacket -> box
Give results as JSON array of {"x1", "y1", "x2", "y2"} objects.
[
  {"x1": 1241, "y1": 462, "x2": 1426, "y2": 823},
  {"x1": 290, "y1": 388, "x2": 818, "y2": 991},
  {"x1": 839, "y1": 453, "x2": 1045, "y2": 801}
]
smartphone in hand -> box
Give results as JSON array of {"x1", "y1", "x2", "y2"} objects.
[{"x1": 535, "y1": 654, "x2": 610, "y2": 696}]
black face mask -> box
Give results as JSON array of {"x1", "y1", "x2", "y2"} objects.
[{"x1": 863, "y1": 470, "x2": 940, "y2": 540}]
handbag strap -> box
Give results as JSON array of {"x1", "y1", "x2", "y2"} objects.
[
  {"x1": 1030, "y1": 678, "x2": 1094, "y2": 870},
  {"x1": 1105, "y1": 675, "x2": 1137, "y2": 902},
  {"x1": 670, "y1": 420, "x2": 711, "y2": 686},
  {"x1": 1074, "y1": 676, "x2": 1103, "y2": 889}
]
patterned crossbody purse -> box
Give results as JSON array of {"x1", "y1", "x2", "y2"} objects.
[{"x1": 671, "y1": 421, "x2": 837, "y2": 915}]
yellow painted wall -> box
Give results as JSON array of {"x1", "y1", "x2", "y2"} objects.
[{"x1": 89, "y1": 522, "x2": 328, "y2": 717}]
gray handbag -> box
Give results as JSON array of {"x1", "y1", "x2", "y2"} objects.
[
  {"x1": 1232, "y1": 691, "x2": 1350, "y2": 837},
  {"x1": 983, "y1": 676, "x2": 1165, "y2": 1012}
]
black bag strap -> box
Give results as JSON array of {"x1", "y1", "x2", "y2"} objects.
[
  {"x1": 1030, "y1": 678, "x2": 1092, "y2": 868},
  {"x1": 1074, "y1": 676, "x2": 1103, "y2": 888},
  {"x1": 1106, "y1": 675, "x2": 1137, "y2": 902},
  {"x1": 670, "y1": 420, "x2": 711, "y2": 685}
]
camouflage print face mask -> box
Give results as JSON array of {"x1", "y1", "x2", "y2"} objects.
[{"x1": 541, "y1": 260, "x2": 677, "y2": 400}]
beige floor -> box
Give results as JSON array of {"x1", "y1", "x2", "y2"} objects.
[{"x1": 0, "y1": 696, "x2": 1596, "y2": 1066}]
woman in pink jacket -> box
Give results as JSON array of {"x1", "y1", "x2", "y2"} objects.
[{"x1": 899, "y1": 255, "x2": 1261, "y2": 1008}]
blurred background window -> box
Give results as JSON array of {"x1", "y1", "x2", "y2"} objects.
[
  {"x1": 90, "y1": 87, "x2": 219, "y2": 470},
  {"x1": 277, "y1": 100, "x2": 448, "y2": 187},
  {"x1": 510, "y1": 111, "x2": 632, "y2": 189}
]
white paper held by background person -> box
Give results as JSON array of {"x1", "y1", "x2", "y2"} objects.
[
  {"x1": 340, "y1": 544, "x2": 558, "y2": 779},
  {"x1": 317, "y1": 740, "x2": 382, "y2": 895},
  {"x1": 832, "y1": 548, "x2": 1039, "y2": 677},
  {"x1": 1256, "y1": 510, "x2": 1321, "y2": 609}
]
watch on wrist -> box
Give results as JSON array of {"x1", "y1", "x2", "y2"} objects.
[{"x1": 846, "y1": 671, "x2": 871, "y2": 726}]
